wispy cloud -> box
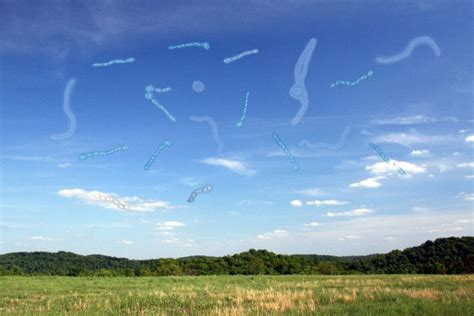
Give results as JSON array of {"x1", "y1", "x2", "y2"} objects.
[
  {"x1": 155, "y1": 221, "x2": 186, "y2": 231},
  {"x1": 57, "y1": 188, "x2": 177, "y2": 212},
  {"x1": 201, "y1": 157, "x2": 256, "y2": 176},
  {"x1": 339, "y1": 235, "x2": 361, "y2": 241},
  {"x1": 290, "y1": 199, "x2": 348, "y2": 207},
  {"x1": 31, "y1": 236, "x2": 54, "y2": 241},
  {"x1": 458, "y1": 192, "x2": 474, "y2": 201},
  {"x1": 295, "y1": 188, "x2": 324, "y2": 197},
  {"x1": 119, "y1": 240, "x2": 133, "y2": 245},
  {"x1": 457, "y1": 162, "x2": 474, "y2": 168},
  {"x1": 58, "y1": 162, "x2": 72, "y2": 168},
  {"x1": 370, "y1": 115, "x2": 457, "y2": 125},
  {"x1": 373, "y1": 130, "x2": 454, "y2": 146},
  {"x1": 290, "y1": 200, "x2": 303, "y2": 207},
  {"x1": 349, "y1": 176, "x2": 385, "y2": 188},
  {"x1": 304, "y1": 222, "x2": 322, "y2": 227},
  {"x1": 326, "y1": 208, "x2": 374, "y2": 217},
  {"x1": 257, "y1": 229, "x2": 288, "y2": 240}
]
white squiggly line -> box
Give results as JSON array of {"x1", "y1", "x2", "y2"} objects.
[
  {"x1": 223, "y1": 49, "x2": 259, "y2": 64},
  {"x1": 92, "y1": 57, "x2": 135, "y2": 67},
  {"x1": 376, "y1": 36, "x2": 440, "y2": 64},
  {"x1": 51, "y1": 78, "x2": 77, "y2": 140},
  {"x1": 289, "y1": 38, "x2": 317, "y2": 126},
  {"x1": 299, "y1": 127, "x2": 351, "y2": 150},
  {"x1": 189, "y1": 115, "x2": 223, "y2": 154}
]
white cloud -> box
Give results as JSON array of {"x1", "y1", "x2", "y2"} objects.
[
  {"x1": 465, "y1": 135, "x2": 474, "y2": 142},
  {"x1": 367, "y1": 160, "x2": 426, "y2": 176},
  {"x1": 339, "y1": 235, "x2": 361, "y2": 241},
  {"x1": 306, "y1": 200, "x2": 349, "y2": 206},
  {"x1": 327, "y1": 208, "x2": 374, "y2": 217},
  {"x1": 411, "y1": 207, "x2": 431, "y2": 213},
  {"x1": 304, "y1": 222, "x2": 322, "y2": 227},
  {"x1": 31, "y1": 236, "x2": 53, "y2": 241},
  {"x1": 155, "y1": 221, "x2": 186, "y2": 231},
  {"x1": 201, "y1": 157, "x2": 256, "y2": 176},
  {"x1": 427, "y1": 226, "x2": 464, "y2": 233},
  {"x1": 457, "y1": 162, "x2": 474, "y2": 168},
  {"x1": 257, "y1": 229, "x2": 288, "y2": 240},
  {"x1": 180, "y1": 177, "x2": 200, "y2": 187},
  {"x1": 349, "y1": 176, "x2": 385, "y2": 188},
  {"x1": 455, "y1": 219, "x2": 472, "y2": 224},
  {"x1": 57, "y1": 188, "x2": 176, "y2": 212},
  {"x1": 240, "y1": 200, "x2": 273, "y2": 206},
  {"x1": 58, "y1": 162, "x2": 72, "y2": 168},
  {"x1": 458, "y1": 192, "x2": 474, "y2": 201},
  {"x1": 119, "y1": 240, "x2": 133, "y2": 245},
  {"x1": 296, "y1": 188, "x2": 324, "y2": 197},
  {"x1": 373, "y1": 130, "x2": 454, "y2": 146},
  {"x1": 410, "y1": 150, "x2": 430, "y2": 157},
  {"x1": 465, "y1": 175, "x2": 474, "y2": 179},
  {"x1": 370, "y1": 115, "x2": 457, "y2": 125},
  {"x1": 290, "y1": 200, "x2": 303, "y2": 207}
]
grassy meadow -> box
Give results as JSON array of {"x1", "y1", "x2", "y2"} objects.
[{"x1": 0, "y1": 275, "x2": 473, "y2": 315}]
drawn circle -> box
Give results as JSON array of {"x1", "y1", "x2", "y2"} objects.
[
  {"x1": 202, "y1": 42, "x2": 210, "y2": 50},
  {"x1": 145, "y1": 93, "x2": 153, "y2": 100},
  {"x1": 289, "y1": 86, "x2": 304, "y2": 97},
  {"x1": 192, "y1": 81, "x2": 205, "y2": 93}
]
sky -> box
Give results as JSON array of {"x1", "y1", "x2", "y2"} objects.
[{"x1": 0, "y1": 0, "x2": 473, "y2": 259}]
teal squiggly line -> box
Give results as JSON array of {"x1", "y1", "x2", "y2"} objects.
[
  {"x1": 236, "y1": 92, "x2": 250, "y2": 127},
  {"x1": 79, "y1": 145, "x2": 128, "y2": 160},
  {"x1": 331, "y1": 70, "x2": 373, "y2": 88}
]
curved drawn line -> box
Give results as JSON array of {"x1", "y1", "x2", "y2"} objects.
[
  {"x1": 331, "y1": 71, "x2": 373, "y2": 88},
  {"x1": 189, "y1": 115, "x2": 223, "y2": 154},
  {"x1": 376, "y1": 36, "x2": 441, "y2": 64},
  {"x1": 51, "y1": 78, "x2": 77, "y2": 140},
  {"x1": 272, "y1": 132, "x2": 299, "y2": 173},
  {"x1": 299, "y1": 127, "x2": 351, "y2": 150},
  {"x1": 223, "y1": 49, "x2": 259, "y2": 64},
  {"x1": 92, "y1": 57, "x2": 135, "y2": 67},
  {"x1": 289, "y1": 38, "x2": 317, "y2": 126}
]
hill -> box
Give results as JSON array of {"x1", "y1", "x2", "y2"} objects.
[{"x1": 1, "y1": 237, "x2": 472, "y2": 276}]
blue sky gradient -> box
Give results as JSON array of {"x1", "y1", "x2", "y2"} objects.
[{"x1": 1, "y1": 0, "x2": 472, "y2": 259}]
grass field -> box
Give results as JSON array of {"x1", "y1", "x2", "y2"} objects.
[{"x1": 1, "y1": 275, "x2": 473, "y2": 315}]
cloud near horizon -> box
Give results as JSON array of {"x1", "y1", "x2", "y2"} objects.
[{"x1": 201, "y1": 157, "x2": 256, "y2": 176}]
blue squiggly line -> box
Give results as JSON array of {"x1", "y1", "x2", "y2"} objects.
[
  {"x1": 236, "y1": 92, "x2": 250, "y2": 127},
  {"x1": 79, "y1": 145, "x2": 128, "y2": 160},
  {"x1": 272, "y1": 133, "x2": 299, "y2": 173},
  {"x1": 187, "y1": 184, "x2": 213, "y2": 203},
  {"x1": 144, "y1": 140, "x2": 172, "y2": 171},
  {"x1": 92, "y1": 57, "x2": 135, "y2": 67},
  {"x1": 376, "y1": 36, "x2": 441, "y2": 64},
  {"x1": 331, "y1": 71, "x2": 373, "y2": 88},
  {"x1": 168, "y1": 42, "x2": 210, "y2": 50},
  {"x1": 368, "y1": 143, "x2": 405, "y2": 175}
]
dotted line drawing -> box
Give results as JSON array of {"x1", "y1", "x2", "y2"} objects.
[
  {"x1": 369, "y1": 143, "x2": 406, "y2": 175},
  {"x1": 272, "y1": 132, "x2": 299, "y2": 173},
  {"x1": 79, "y1": 145, "x2": 129, "y2": 160},
  {"x1": 331, "y1": 71, "x2": 373, "y2": 88},
  {"x1": 168, "y1": 42, "x2": 210, "y2": 50},
  {"x1": 236, "y1": 92, "x2": 250, "y2": 127},
  {"x1": 187, "y1": 185, "x2": 213, "y2": 203},
  {"x1": 144, "y1": 140, "x2": 172, "y2": 171},
  {"x1": 92, "y1": 57, "x2": 135, "y2": 67},
  {"x1": 223, "y1": 49, "x2": 259, "y2": 64}
]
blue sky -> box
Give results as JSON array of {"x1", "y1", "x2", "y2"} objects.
[{"x1": 1, "y1": 0, "x2": 472, "y2": 259}]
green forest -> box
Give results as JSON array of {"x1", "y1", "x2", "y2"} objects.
[{"x1": 1, "y1": 237, "x2": 472, "y2": 276}]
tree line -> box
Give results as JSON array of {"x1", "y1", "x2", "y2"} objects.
[{"x1": 0, "y1": 237, "x2": 472, "y2": 276}]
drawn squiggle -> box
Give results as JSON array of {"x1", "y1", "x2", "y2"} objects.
[
  {"x1": 272, "y1": 132, "x2": 299, "y2": 173},
  {"x1": 79, "y1": 145, "x2": 128, "y2": 160},
  {"x1": 168, "y1": 42, "x2": 210, "y2": 50},
  {"x1": 368, "y1": 143, "x2": 406, "y2": 175},
  {"x1": 236, "y1": 92, "x2": 250, "y2": 127},
  {"x1": 189, "y1": 115, "x2": 223, "y2": 154},
  {"x1": 51, "y1": 78, "x2": 77, "y2": 140},
  {"x1": 92, "y1": 57, "x2": 135, "y2": 67},
  {"x1": 187, "y1": 184, "x2": 213, "y2": 203},
  {"x1": 144, "y1": 140, "x2": 172, "y2": 171},
  {"x1": 223, "y1": 49, "x2": 259, "y2": 64},
  {"x1": 289, "y1": 38, "x2": 317, "y2": 126},
  {"x1": 331, "y1": 71, "x2": 373, "y2": 88},
  {"x1": 376, "y1": 36, "x2": 441, "y2": 64},
  {"x1": 299, "y1": 126, "x2": 351, "y2": 150}
]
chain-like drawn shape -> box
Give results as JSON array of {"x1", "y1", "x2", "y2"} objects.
[
  {"x1": 187, "y1": 185, "x2": 213, "y2": 203},
  {"x1": 272, "y1": 132, "x2": 299, "y2": 173},
  {"x1": 144, "y1": 140, "x2": 172, "y2": 171},
  {"x1": 79, "y1": 145, "x2": 128, "y2": 160},
  {"x1": 169, "y1": 42, "x2": 210, "y2": 50},
  {"x1": 236, "y1": 92, "x2": 250, "y2": 127},
  {"x1": 331, "y1": 71, "x2": 373, "y2": 88},
  {"x1": 223, "y1": 49, "x2": 259, "y2": 64},
  {"x1": 368, "y1": 143, "x2": 406, "y2": 175},
  {"x1": 92, "y1": 57, "x2": 135, "y2": 67}
]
